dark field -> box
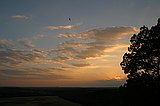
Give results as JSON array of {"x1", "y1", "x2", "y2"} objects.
[
  {"x1": 0, "y1": 96, "x2": 81, "y2": 106},
  {"x1": 0, "y1": 87, "x2": 159, "y2": 106}
]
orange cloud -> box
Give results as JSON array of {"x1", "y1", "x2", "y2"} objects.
[
  {"x1": 48, "y1": 22, "x2": 82, "y2": 30},
  {"x1": 48, "y1": 25, "x2": 74, "y2": 30}
]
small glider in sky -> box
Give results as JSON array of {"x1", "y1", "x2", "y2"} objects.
[{"x1": 68, "y1": 18, "x2": 71, "y2": 22}]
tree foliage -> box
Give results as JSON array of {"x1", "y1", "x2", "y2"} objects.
[{"x1": 120, "y1": 19, "x2": 160, "y2": 88}]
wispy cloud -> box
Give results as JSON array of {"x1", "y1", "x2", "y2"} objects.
[
  {"x1": 86, "y1": 79, "x2": 126, "y2": 87},
  {"x1": 47, "y1": 23, "x2": 82, "y2": 30},
  {"x1": 48, "y1": 25, "x2": 74, "y2": 30},
  {"x1": 11, "y1": 15, "x2": 30, "y2": 20},
  {"x1": 0, "y1": 39, "x2": 13, "y2": 49},
  {"x1": 18, "y1": 39, "x2": 35, "y2": 48},
  {"x1": 57, "y1": 26, "x2": 139, "y2": 39},
  {"x1": 71, "y1": 63, "x2": 91, "y2": 67},
  {"x1": 33, "y1": 34, "x2": 48, "y2": 40},
  {"x1": 53, "y1": 56, "x2": 72, "y2": 63},
  {"x1": 0, "y1": 49, "x2": 44, "y2": 67}
]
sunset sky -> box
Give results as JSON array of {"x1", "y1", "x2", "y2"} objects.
[{"x1": 0, "y1": 0, "x2": 160, "y2": 87}]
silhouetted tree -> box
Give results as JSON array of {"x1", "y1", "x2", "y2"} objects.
[{"x1": 120, "y1": 18, "x2": 160, "y2": 88}]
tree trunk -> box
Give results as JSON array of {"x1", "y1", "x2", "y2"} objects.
[{"x1": 158, "y1": 56, "x2": 160, "y2": 76}]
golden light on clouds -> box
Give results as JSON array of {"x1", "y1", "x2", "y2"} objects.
[
  {"x1": 47, "y1": 25, "x2": 74, "y2": 30},
  {"x1": 0, "y1": 26, "x2": 138, "y2": 86}
]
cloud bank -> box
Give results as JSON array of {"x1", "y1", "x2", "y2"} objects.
[
  {"x1": 56, "y1": 26, "x2": 139, "y2": 60},
  {"x1": 0, "y1": 26, "x2": 139, "y2": 86}
]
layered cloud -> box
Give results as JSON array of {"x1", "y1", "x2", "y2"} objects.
[
  {"x1": 0, "y1": 26, "x2": 139, "y2": 68},
  {"x1": 0, "y1": 26, "x2": 139, "y2": 86},
  {"x1": 56, "y1": 26, "x2": 139, "y2": 60},
  {"x1": 0, "y1": 49, "x2": 44, "y2": 67},
  {"x1": 0, "y1": 39, "x2": 13, "y2": 48},
  {"x1": 71, "y1": 63, "x2": 92, "y2": 67},
  {"x1": 57, "y1": 26, "x2": 138, "y2": 38}
]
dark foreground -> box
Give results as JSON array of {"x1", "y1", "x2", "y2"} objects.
[{"x1": 0, "y1": 87, "x2": 159, "y2": 106}]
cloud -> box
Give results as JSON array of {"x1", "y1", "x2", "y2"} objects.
[
  {"x1": 0, "y1": 49, "x2": 44, "y2": 67},
  {"x1": 0, "y1": 68, "x2": 69, "y2": 80},
  {"x1": 47, "y1": 25, "x2": 74, "y2": 30},
  {"x1": 88, "y1": 26, "x2": 139, "y2": 40},
  {"x1": 33, "y1": 34, "x2": 48, "y2": 40},
  {"x1": 0, "y1": 26, "x2": 139, "y2": 85},
  {"x1": 18, "y1": 39, "x2": 35, "y2": 48},
  {"x1": 49, "y1": 47, "x2": 78, "y2": 55},
  {"x1": 71, "y1": 63, "x2": 91, "y2": 67},
  {"x1": 47, "y1": 26, "x2": 139, "y2": 67},
  {"x1": 0, "y1": 39, "x2": 13, "y2": 48},
  {"x1": 0, "y1": 69, "x2": 25, "y2": 76},
  {"x1": 0, "y1": 39, "x2": 56, "y2": 68},
  {"x1": 11, "y1": 15, "x2": 29, "y2": 20},
  {"x1": 53, "y1": 56, "x2": 72, "y2": 63},
  {"x1": 57, "y1": 32, "x2": 88, "y2": 38},
  {"x1": 60, "y1": 40, "x2": 87, "y2": 47},
  {"x1": 47, "y1": 23, "x2": 82, "y2": 30},
  {"x1": 76, "y1": 45, "x2": 111, "y2": 59},
  {"x1": 61, "y1": 26, "x2": 139, "y2": 59},
  {"x1": 58, "y1": 26, "x2": 139, "y2": 39},
  {"x1": 49, "y1": 67, "x2": 68, "y2": 71}
]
